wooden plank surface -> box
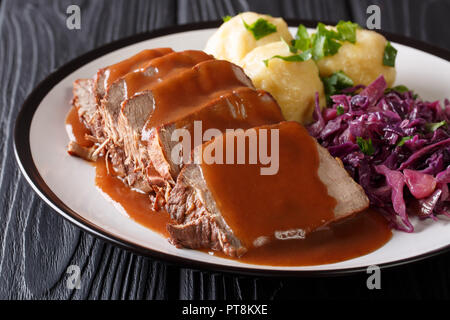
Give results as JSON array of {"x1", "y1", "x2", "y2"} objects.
[{"x1": 1, "y1": 0, "x2": 449, "y2": 299}]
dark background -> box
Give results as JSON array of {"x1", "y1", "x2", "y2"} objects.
[{"x1": 1, "y1": 0, "x2": 450, "y2": 300}]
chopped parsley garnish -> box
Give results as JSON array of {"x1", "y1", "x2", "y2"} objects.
[
  {"x1": 280, "y1": 36, "x2": 297, "y2": 53},
  {"x1": 291, "y1": 24, "x2": 310, "y2": 51},
  {"x1": 291, "y1": 21, "x2": 358, "y2": 62},
  {"x1": 384, "y1": 84, "x2": 411, "y2": 93},
  {"x1": 263, "y1": 34, "x2": 312, "y2": 66},
  {"x1": 311, "y1": 23, "x2": 342, "y2": 60},
  {"x1": 242, "y1": 18, "x2": 277, "y2": 40},
  {"x1": 383, "y1": 41, "x2": 397, "y2": 67},
  {"x1": 389, "y1": 85, "x2": 410, "y2": 93},
  {"x1": 222, "y1": 15, "x2": 232, "y2": 22},
  {"x1": 263, "y1": 50, "x2": 312, "y2": 67},
  {"x1": 426, "y1": 120, "x2": 446, "y2": 132},
  {"x1": 336, "y1": 105, "x2": 345, "y2": 115},
  {"x1": 385, "y1": 85, "x2": 418, "y2": 99},
  {"x1": 321, "y1": 71, "x2": 354, "y2": 102},
  {"x1": 336, "y1": 20, "x2": 358, "y2": 43},
  {"x1": 263, "y1": 21, "x2": 359, "y2": 66},
  {"x1": 357, "y1": 137, "x2": 375, "y2": 156},
  {"x1": 397, "y1": 136, "x2": 413, "y2": 147}
]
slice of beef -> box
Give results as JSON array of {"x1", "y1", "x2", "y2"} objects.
[
  {"x1": 315, "y1": 145, "x2": 370, "y2": 219},
  {"x1": 139, "y1": 59, "x2": 254, "y2": 130},
  {"x1": 93, "y1": 48, "x2": 173, "y2": 102},
  {"x1": 116, "y1": 59, "x2": 254, "y2": 190},
  {"x1": 146, "y1": 88, "x2": 285, "y2": 182},
  {"x1": 166, "y1": 161, "x2": 247, "y2": 257},
  {"x1": 72, "y1": 79, "x2": 103, "y2": 139},
  {"x1": 71, "y1": 52, "x2": 235, "y2": 194},
  {"x1": 89, "y1": 50, "x2": 210, "y2": 191},
  {"x1": 73, "y1": 49, "x2": 173, "y2": 142},
  {"x1": 70, "y1": 49, "x2": 173, "y2": 168},
  {"x1": 100, "y1": 50, "x2": 213, "y2": 149},
  {"x1": 70, "y1": 79, "x2": 107, "y2": 162},
  {"x1": 166, "y1": 121, "x2": 369, "y2": 257}
]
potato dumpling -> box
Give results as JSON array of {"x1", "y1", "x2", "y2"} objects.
[
  {"x1": 316, "y1": 29, "x2": 396, "y2": 87},
  {"x1": 204, "y1": 12, "x2": 293, "y2": 65},
  {"x1": 241, "y1": 41, "x2": 326, "y2": 124}
]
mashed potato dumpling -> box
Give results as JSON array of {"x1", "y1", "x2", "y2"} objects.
[
  {"x1": 204, "y1": 12, "x2": 293, "y2": 65},
  {"x1": 241, "y1": 41, "x2": 325, "y2": 124},
  {"x1": 316, "y1": 29, "x2": 396, "y2": 87}
]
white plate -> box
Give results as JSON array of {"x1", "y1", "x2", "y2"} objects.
[{"x1": 14, "y1": 21, "x2": 450, "y2": 276}]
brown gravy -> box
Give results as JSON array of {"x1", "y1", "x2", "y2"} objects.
[
  {"x1": 123, "y1": 50, "x2": 213, "y2": 98},
  {"x1": 169, "y1": 88, "x2": 284, "y2": 153},
  {"x1": 211, "y1": 208, "x2": 392, "y2": 266},
  {"x1": 144, "y1": 60, "x2": 253, "y2": 129},
  {"x1": 66, "y1": 107, "x2": 392, "y2": 266},
  {"x1": 94, "y1": 158, "x2": 171, "y2": 237},
  {"x1": 65, "y1": 106, "x2": 93, "y2": 147},
  {"x1": 102, "y1": 48, "x2": 173, "y2": 90},
  {"x1": 201, "y1": 122, "x2": 337, "y2": 248},
  {"x1": 66, "y1": 106, "x2": 171, "y2": 236}
]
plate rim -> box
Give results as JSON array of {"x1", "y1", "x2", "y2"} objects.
[{"x1": 13, "y1": 19, "x2": 450, "y2": 277}]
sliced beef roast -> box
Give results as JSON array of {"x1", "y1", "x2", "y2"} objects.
[
  {"x1": 145, "y1": 88, "x2": 284, "y2": 182},
  {"x1": 70, "y1": 49, "x2": 174, "y2": 164},
  {"x1": 100, "y1": 50, "x2": 213, "y2": 147},
  {"x1": 95, "y1": 51, "x2": 214, "y2": 191},
  {"x1": 116, "y1": 59, "x2": 255, "y2": 190},
  {"x1": 69, "y1": 48, "x2": 371, "y2": 259}
]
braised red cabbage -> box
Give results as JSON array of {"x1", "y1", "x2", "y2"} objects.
[{"x1": 308, "y1": 75, "x2": 450, "y2": 231}]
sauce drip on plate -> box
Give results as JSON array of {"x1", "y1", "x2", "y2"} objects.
[
  {"x1": 65, "y1": 106, "x2": 93, "y2": 147},
  {"x1": 210, "y1": 207, "x2": 392, "y2": 266},
  {"x1": 94, "y1": 159, "x2": 171, "y2": 237}
]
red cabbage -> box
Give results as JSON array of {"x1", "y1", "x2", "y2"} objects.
[
  {"x1": 403, "y1": 169, "x2": 436, "y2": 199},
  {"x1": 308, "y1": 75, "x2": 450, "y2": 231}
]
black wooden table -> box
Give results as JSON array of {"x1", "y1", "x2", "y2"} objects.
[{"x1": 2, "y1": 0, "x2": 450, "y2": 300}]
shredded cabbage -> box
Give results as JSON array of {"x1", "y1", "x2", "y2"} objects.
[{"x1": 308, "y1": 75, "x2": 450, "y2": 231}]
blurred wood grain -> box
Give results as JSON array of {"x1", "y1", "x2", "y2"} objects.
[{"x1": 1, "y1": 0, "x2": 449, "y2": 299}]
